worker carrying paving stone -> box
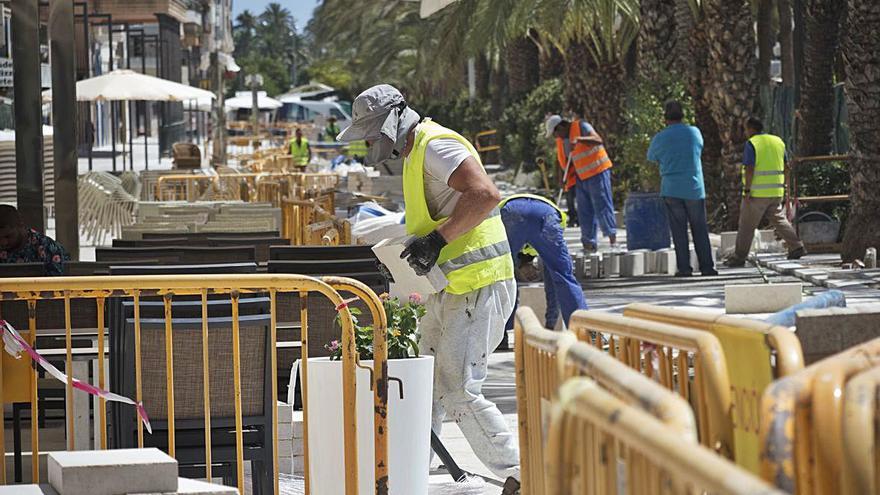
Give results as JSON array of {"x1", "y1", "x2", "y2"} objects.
[
  {"x1": 724, "y1": 117, "x2": 806, "y2": 267},
  {"x1": 546, "y1": 114, "x2": 620, "y2": 253},
  {"x1": 499, "y1": 194, "x2": 588, "y2": 338},
  {"x1": 338, "y1": 84, "x2": 522, "y2": 494}
]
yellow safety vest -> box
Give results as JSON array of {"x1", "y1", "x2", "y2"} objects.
[
  {"x1": 345, "y1": 140, "x2": 368, "y2": 159},
  {"x1": 289, "y1": 137, "x2": 310, "y2": 166},
  {"x1": 499, "y1": 193, "x2": 567, "y2": 257},
  {"x1": 403, "y1": 119, "x2": 513, "y2": 295},
  {"x1": 745, "y1": 134, "x2": 786, "y2": 198}
]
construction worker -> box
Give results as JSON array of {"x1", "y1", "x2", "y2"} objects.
[
  {"x1": 324, "y1": 116, "x2": 340, "y2": 141},
  {"x1": 338, "y1": 84, "x2": 521, "y2": 494},
  {"x1": 546, "y1": 114, "x2": 619, "y2": 253},
  {"x1": 289, "y1": 127, "x2": 311, "y2": 167},
  {"x1": 500, "y1": 194, "x2": 588, "y2": 334},
  {"x1": 724, "y1": 117, "x2": 805, "y2": 267},
  {"x1": 345, "y1": 139, "x2": 369, "y2": 162}
]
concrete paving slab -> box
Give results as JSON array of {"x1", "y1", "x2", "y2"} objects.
[
  {"x1": 48, "y1": 448, "x2": 178, "y2": 495},
  {"x1": 725, "y1": 283, "x2": 802, "y2": 314}
]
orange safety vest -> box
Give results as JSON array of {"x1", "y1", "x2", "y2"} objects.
[{"x1": 555, "y1": 119, "x2": 612, "y2": 186}]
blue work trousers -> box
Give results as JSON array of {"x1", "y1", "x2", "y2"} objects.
[
  {"x1": 501, "y1": 198, "x2": 588, "y2": 330},
  {"x1": 663, "y1": 197, "x2": 716, "y2": 275},
  {"x1": 575, "y1": 168, "x2": 617, "y2": 248}
]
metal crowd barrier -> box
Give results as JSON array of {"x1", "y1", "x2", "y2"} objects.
[
  {"x1": 546, "y1": 378, "x2": 785, "y2": 495},
  {"x1": 841, "y1": 365, "x2": 880, "y2": 494},
  {"x1": 760, "y1": 337, "x2": 880, "y2": 494},
  {"x1": 281, "y1": 196, "x2": 350, "y2": 246},
  {"x1": 568, "y1": 310, "x2": 735, "y2": 459},
  {"x1": 514, "y1": 308, "x2": 697, "y2": 494},
  {"x1": 155, "y1": 172, "x2": 338, "y2": 206},
  {"x1": 0, "y1": 274, "x2": 388, "y2": 495},
  {"x1": 623, "y1": 303, "x2": 804, "y2": 472}
]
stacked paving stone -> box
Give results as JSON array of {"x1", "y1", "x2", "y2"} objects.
[
  {"x1": 278, "y1": 402, "x2": 305, "y2": 475},
  {"x1": 0, "y1": 448, "x2": 237, "y2": 495}
]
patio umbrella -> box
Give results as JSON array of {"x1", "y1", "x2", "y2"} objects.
[
  {"x1": 224, "y1": 91, "x2": 283, "y2": 110},
  {"x1": 42, "y1": 70, "x2": 215, "y2": 170}
]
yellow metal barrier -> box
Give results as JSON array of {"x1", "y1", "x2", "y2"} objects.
[
  {"x1": 841, "y1": 365, "x2": 880, "y2": 494},
  {"x1": 568, "y1": 310, "x2": 735, "y2": 459},
  {"x1": 155, "y1": 174, "x2": 219, "y2": 201},
  {"x1": 546, "y1": 378, "x2": 786, "y2": 495},
  {"x1": 623, "y1": 303, "x2": 804, "y2": 472},
  {"x1": 281, "y1": 196, "x2": 350, "y2": 246},
  {"x1": 760, "y1": 337, "x2": 880, "y2": 495},
  {"x1": 514, "y1": 307, "x2": 698, "y2": 494},
  {"x1": 0, "y1": 274, "x2": 388, "y2": 495}
]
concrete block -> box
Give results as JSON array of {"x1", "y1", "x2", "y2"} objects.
[
  {"x1": 620, "y1": 252, "x2": 645, "y2": 277},
  {"x1": 48, "y1": 448, "x2": 178, "y2": 495},
  {"x1": 0, "y1": 486, "x2": 57, "y2": 495},
  {"x1": 603, "y1": 253, "x2": 620, "y2": 276},
  {"x1": 292, "y1": 410, "x2": 304, "y2": 439},
  {"x1": 719, "y1": 231, "x2": 738, "y2": 257},
  {"x1": 573, "y1": 254, "x2": 585, "y2": 281},
  {"x1": 758, "y1": 229, "x2": 777, "y2": 244},
  {"x1": 279, "y1": 421, "x2": 293, "y2": 440},
  {"x1": 725, "y1": 283, "x2": 803, "y2": 314},
  {"x1": 793, "y1": 268, "x2": 827, "y2": 279},
  {"x1": 644, "y1": 251, "x2": 657, "y2": 274},
  {"x1": 278, "y1": 439, "x2": 293, "y2": 457},
  {"x1": 656, "y1": 249, "x2": 676, "y2": 275},
  {"x1": 136, "y1": 478, "x2": 239, "y2": 495},
  {"x1": 279, "y1": 455, "x2": 305, "y2": 476},
  {"x1": 277, "y1": 401, "x2": 292, "y2": 424},
  {"x1": 796, "y1": 303, "x2": 880, "y2": 364},
  {"x1": 772, "y1": 262, "x2": 804, "y2": 275},
  {"x1": 589, "y1": 253, "x2": 602, "y2": 279}
]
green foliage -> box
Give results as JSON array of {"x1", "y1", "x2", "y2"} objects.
[
  {"x1": 327, "y1": 294, "x2": 427, "y2": 361},
  {"x1": 416, "y1": 94, "x2": 494, "y2": 139},
  {"x1": 615, "y1": 75, "x2": 693, "y2": 196},
  {"x1": 498, "y1": 78, "x2": 563, "y2": 173},
  {"x1": 303, "y1": 59, "x2": 354, "y2": 97},
  {"x1": 231, "y1": 3, "x2": 305, "y2": 96}
]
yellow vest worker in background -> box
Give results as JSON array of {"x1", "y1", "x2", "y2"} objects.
[
  {"x1": 546, "y1": 115, "x2": 619, "y2": 252},
  {"x1": 289, "y1": 128, "x2": 311, "y2": 167},
  {"x1": 324, "y1": 116, "x2": 340, "y2": 141},
  {"x1": 724, "y1": 117, "x2": 805, "y2": 267},
  {"x1": 337, "y1": 84, "x2": 521, "y2": 495}
]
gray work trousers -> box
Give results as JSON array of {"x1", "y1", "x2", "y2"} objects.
[
  {"x1": 733, "y1": 196, "x2": 804, "y2": 261},
  {"x1": 420, "y1": 278, "x2": 520, "y2": 480}
]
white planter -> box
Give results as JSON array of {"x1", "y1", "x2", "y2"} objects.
[{"x1": 305, "y1": 355, "x2": 434, "y2": 494}]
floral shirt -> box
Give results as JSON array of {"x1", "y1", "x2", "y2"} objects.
[{"x1": 0, "y1": 229, "x2": 69, "y2": 275}]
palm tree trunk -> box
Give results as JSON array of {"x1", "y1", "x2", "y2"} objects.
[
  {"x1": 506, "y1": 35, "x2": 540, "y2": 99},
  {"x1": 757, "y1": 0, "x2": 774, "y2": 84},
  {"x1": 637, "y1": 0, "x2": 677, "y2": 80},
  {"x1": 778, "y1": 0, "x2": 796, "y2": 87},
  {"x1": 840, "y1": 0, "x2": 880, "y2": 262},
  {"x1": 796, "y1": 0, "x2": 844, "y2": 156},
  {"x1": 704, "y1": 0, "x2": 759, "y2": 230}
]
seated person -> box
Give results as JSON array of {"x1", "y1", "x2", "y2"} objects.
[{"x1": 0, "y1": 205, "x2": 69, "y2": 275}]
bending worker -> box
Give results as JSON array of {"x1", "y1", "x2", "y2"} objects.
[
  {"x1": 724, "y1": 117, "x2": 805, "y2": 267},
  {"x1": 289, "y1": 127, "x2": 311, "y2": 167},
  {"x1": 546, "y1": 114, "x2": 619, "y2": 252},
  {"x1": 501, "y1": 194, "x2": 588, "y2": 334},
  {"x1": 337, "y1": 84, "x2": 521, "y2": 494}
]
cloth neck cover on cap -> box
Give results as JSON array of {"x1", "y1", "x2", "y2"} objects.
[{"x1": 366, "y1": 106, "x2": 421, "y2": 165}]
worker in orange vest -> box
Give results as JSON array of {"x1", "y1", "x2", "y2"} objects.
[{"x1": 546, "y1": 115, "x2": 619, "y2": 252}]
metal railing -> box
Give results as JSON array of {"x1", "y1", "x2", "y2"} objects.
[
  {"x1": 514, "y1": 308, "x2": 697, "y2": 494},
  {"x1": 546, "y1": 378, "x2": 785, "y2": 495},
  {"x1": 568, "y1": 310, "x2": 735, "y2": 459},
  {"x1": 760, "y1": 337, "x2": 880, "y2": 495},
  {"x1": 0, "y1": 274, "x2": 388, "y2": 495},
  {"x1": 281, "y1": 196, "x2": 350, "y2": 246},
  {"x1": 155, "y1": 172, "x2": 338, "y2": 206},
  {"x1": 623, "y1": 303, "x2": 804, "y2": 473},
  {"x1": 841, "y1": 365, "x2": 880, "y2": 494}
]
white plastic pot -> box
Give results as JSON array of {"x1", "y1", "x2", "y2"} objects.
[{"x1": 305, "y1": 355, "x2": 434, "y2": 494}]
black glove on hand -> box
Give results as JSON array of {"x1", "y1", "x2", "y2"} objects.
[
  {"x1": 400, "y1": 230, "x2": 448, "y2": 276},
  {"x1": 376, "y1": 261, "x2": 395, "y2": 284}
]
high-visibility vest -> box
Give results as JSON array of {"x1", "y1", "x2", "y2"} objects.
[
  {"x1": 289, "y1": 137, "x2": 310, "y2": 166},
  {"x1": 403, "y1": 119, "x2": 513, "y2": 295},
  {"x1": 346, "y1": 140, "x2": 368, "y2": 159},
  {"x1": 499, "y1": 193, "x2": 568, "y2": 257},
  {"x1": 324, "y1": 123, "x2": 340, "y2": 141},
  {"x1": 556, "y1": 119, "x2": 613, "y2": 182},
  {"x1": 745, "y1": 134, "x2": 786, "y2": 198}
]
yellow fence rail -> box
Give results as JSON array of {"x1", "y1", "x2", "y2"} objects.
[
  {"x1": 841, "y1": 365, "x2": 880, "y2": 494},
  {"x1": 760, "y1": 337, "x2": 880, "y2": 495},
  {"x1": 155, "y1": 172, "x2": 338, "y2": 207},
  {"x1": 546, "y1": 378, "x2": 786, "y2": 495},
  {"x1": 281, "y1": 196, "x2": 351, "y2": 246},
  {"x1": 568, "y1": 310, "x2": 735, "y2": 459},
  {"x1": 623, "y1": 303, "x2": 804, "y2": 472},
  {"x1": 0, "y1": 274, "x2": 388, "y2": 495},
  {"x1": 514, "y1": 308, "x2": 698, "y2": 494}
]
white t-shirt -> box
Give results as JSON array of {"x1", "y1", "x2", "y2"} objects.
[{"x1": 423, "y1": 138, "x2": 471, "y2": 218}]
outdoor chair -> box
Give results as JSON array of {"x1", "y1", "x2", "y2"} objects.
[
  {"x1": 172, "y1": 142, "x2": 202, "y2": 170},
  {"x1": 0, "y1": 262, "x2": 50, "y2": 277}
]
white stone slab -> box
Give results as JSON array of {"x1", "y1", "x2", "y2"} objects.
[
  {"x1": 292, "y1": 410, "x2": 304, "y2": 439},
  {"x1": 725, "y1": 283, "x2": 803, "y2": 314},
  {"x1": 602, "y1": 252, "x2": 620, "y2": 276},
  {"x1": 48, "y1": 448, "x2": 178, "y2": 495},
  {"x1": 644, "y1": 251, "x2": 657, "y2": 274},
  {"x1": 719, "y1": 231, "x2": 738, "y2": 256},
  {"x1": 657, "y1": 249, "x2": 676, "y2": 275},
  {"x1": 173, "y1": 477, "x2": 239, "y2": 494},
  {"x1": 620, "y1": 252, "x2": 645, "y2": 277},
  {"x1": 0, "y1": 485, "x2": 56, "y2": 495},
  {"x1": 589, "y1": 253, "x2": 602, "y2": 278}
]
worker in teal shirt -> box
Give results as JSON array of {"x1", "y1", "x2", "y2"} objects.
[{"x1": 647, "y1": 100, "x2": 717, "y2": 276}]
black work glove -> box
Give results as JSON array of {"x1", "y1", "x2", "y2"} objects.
[
  {"x1": 400, "y1": 230, "x2": 448, "y2": 276},
  {"x1": 376, "y1": 261, "x2": 395, "y2": 284}
]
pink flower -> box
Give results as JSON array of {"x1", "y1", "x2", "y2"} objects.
[
  {"x1": 327, "y1": 340, "x2": 340, "y2": 352},
  {"x1": 408, "y1": 293, "x2": 423, "y2": 304}
]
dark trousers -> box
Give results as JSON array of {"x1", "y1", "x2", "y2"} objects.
[{"x1": 663, "y1": 197, "x2": 715, "y2": 275}]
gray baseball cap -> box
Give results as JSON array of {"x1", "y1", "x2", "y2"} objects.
[{"x1": 336, "y1": 84, "x2": 406, "y2": 142}]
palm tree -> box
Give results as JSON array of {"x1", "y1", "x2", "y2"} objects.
[
  {"x1": 703, "y1": 0, "x2": 759, "y2": 229},
  {"x1": 840, "y1": 0, "x2": 880, "y2": 262},
  {"x1": 233, "y1": 10, "x2": 257, "y2": 58},
  {"x1": 795, "y1": 0, "x2": 844, "y2": 156},
  {"x1": 637, "y1": 0, "x2": 677, "y2": 81}
]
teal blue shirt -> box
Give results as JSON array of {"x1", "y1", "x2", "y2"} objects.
[{"x1": 647, "y1": 123, "x2": 706, "y2": 200}]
